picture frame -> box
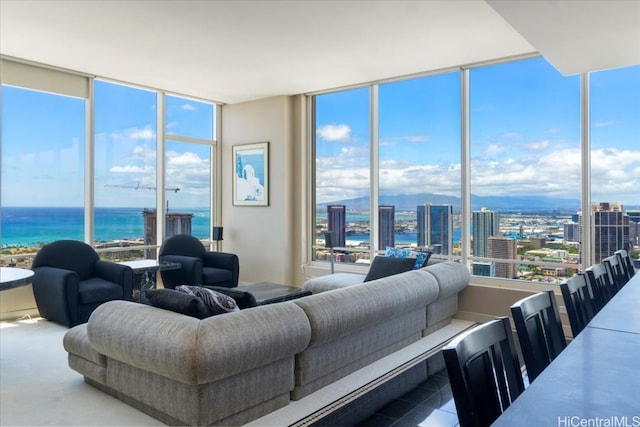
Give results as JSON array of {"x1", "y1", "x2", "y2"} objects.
[{"x1": 232, "y1": 142, "x2": 269, "y2": 206}]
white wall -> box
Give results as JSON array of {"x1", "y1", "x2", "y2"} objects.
[{"x1": 221, "y1": 95, "x2": 307, "y2": 286}]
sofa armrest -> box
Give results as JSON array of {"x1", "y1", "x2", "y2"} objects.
[
  {"x1": 422, "y1": 261, "x2": 470, "y2": 299},
  {"x1": 88, "y1": 301, "x2": 202, "y2": 384},
  {"x1": 86, "y1": 300, "x2": 311, "y2": 385},
  {"x1": 302, "y1": 273, "x2": 366, "y2": 293},
  {"x1": 295, "y1": 269, "x2": 439, "y2": 346},
  {"x1": 196, "y1": 303, "x2": 311, "y2": 383}
]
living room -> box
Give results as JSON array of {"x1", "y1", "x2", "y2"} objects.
[{"x1": 1, "y1": 1, "x2": 639, "y2": 426}]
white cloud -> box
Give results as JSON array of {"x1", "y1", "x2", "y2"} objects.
[
  {"x1": 595, "y1": 120, "x2": 616, "y2": 127},
  {"x1": 317, "y1": 124, "x2": 351, "y2": 142},
  {"x1": 316, "y1": 145, "x2": 640, "y2": 204},
  {"x1": 526, "y1": 139, "x2": 550, "y2": 150},
  {"x1": 128, "y1": 127, "x2": 155, "y2": 140},
  {"x1": 109, "y1": 165, "x2": 153, "y2": 173},
  {"x1": 484, "y1": 143, "x2": 505, "y2": 155},
  {"x1": 181, "y1": 103, "x2": 196, "y2": 111},
  {"x1": 132, "y1": 145, "x2": 156, "y2": 161},
  {"x1": 380, "y1": 135, "x2": 429, "y2": 146}
]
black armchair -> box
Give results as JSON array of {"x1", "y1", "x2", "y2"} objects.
[
  {"x1": 158, "y1": 234, "x2": 239, "y2": 289},
  {"x1": 31, "y1": 240, "x2": 133, "y2": 327}
]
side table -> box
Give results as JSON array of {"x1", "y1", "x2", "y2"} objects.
[
  {"x1": 118, "y1": 260, "x2": 181, "y2": 303},
  {"x1": 237, "y1": 282, "x2": 311, "y2": 305},
  {"x1": 0, "y1": 267, "x2": 35, "y2": 291}
]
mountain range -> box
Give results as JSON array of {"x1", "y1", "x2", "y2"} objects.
[{"x1": 317, "y1": 193, "x2": 584, "y2": 213}]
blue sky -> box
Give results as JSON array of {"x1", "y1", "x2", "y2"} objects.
[
  {"x1": 315, "y1": 57, "x2": 640, "y2": 207},
  {"x1": 2, "y1": 81, "x2": 213, "y2": 209},
  {"x1": 1, "y1": 58, "x2": 639, "y2": 210}
]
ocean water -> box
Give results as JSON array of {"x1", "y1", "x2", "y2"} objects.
[
  {"x1": 1, "y1": 206, "x2": 462, "y2": 248},
  {"x1": 1, "y1": 207, "x2": 211, "y2": 248}
]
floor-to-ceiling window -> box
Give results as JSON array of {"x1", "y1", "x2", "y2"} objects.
[
  {"x1": 94, "y1": 80, "x2": 157, "y2": 259},
  {"x1": 1, "y1": 85, "x2": 86, "y2": 266},
  {"x1": 589, "y1": 65, "x2": 640, "y2": 263},
  {"x1": 311, "y1": 57, "x2": 639, "y2": 282},
  {"x1": 0, "y1": 60, "x2": 218, "y2": 267},
  {"x1": 378, "y1": 72, "x2": 461, "y2": 256},
  {"x1": 469, "y1": 57, "x2": 581, "y2": 281},
  {"x1": 313, "y1": 87, "x2": 370, "y2": 265},
  {"x1": 165, "y1": 94, "x2": 215, "y2": 242}
]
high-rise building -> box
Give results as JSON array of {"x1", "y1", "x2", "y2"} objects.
[
  {"x1": 472, "y1": 207, "x2": 500, "y2": 258},
  {"x1": 564, "y1": 222, "x2": 580, "y2": 243},
  {"x1": 627, "y1": 210, "x2": 640, "y2": 248},
  {"x1": 416, "y1": 204, "x2": 453, "y2": 255},
  {"x1": 379, "y1": 205, "x2": 395, "y2": 250},
  {"x1": 592, "y1": 202, "x2": 630, "y2": 263},
  {"x1": 488, "y1": 237, "x2": 518, "y2": 279},
  {"x1": 327, "y1": 205, "x2": 346, "y2": 248},
  {"x1": 529, "y1": 237, "x2": 546, "y2": 249},
  {"x1": 143, "y1": 209, "x2": 193, "y2": 258},
  {"x1": 472, "y1": 261, "x2": 495, "y2": 277}
]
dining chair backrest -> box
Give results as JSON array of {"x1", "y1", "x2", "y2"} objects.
[
  {"x1": 510, "y1": 290, "x2": 567, "y2": 382},
  {"x1": 560, "y1": 274, "x2": 595, "y2": 337},
  {"x1": 443, "y1": 317, "x2": 525, "y2": 427},
  {"x1": 615, "y1": 249, "x2": 635, "y2": 281},
  {"x1": 584, "y1": 264, "x2": 611, "y2": 312},
  {"x1": 603, "y1": 254, "x2": 627, "y2": 290}
]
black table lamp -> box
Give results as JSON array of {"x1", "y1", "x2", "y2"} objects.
[
  {"x1": 325, "y1": 231, "x2": 336, "y2": 274},
  {"x1": 212, "y1": 226, "x2": 223, "y2": 251}
]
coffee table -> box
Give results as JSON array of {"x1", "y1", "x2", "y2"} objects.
[
  {"x1": 237, "y1": 282, "x2": 311, "y2": 305},
  {"x1": 118, "y1": 260, "x2": 181, "y2": 303}
]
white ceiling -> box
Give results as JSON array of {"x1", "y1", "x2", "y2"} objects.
[{"x1": 1, "y1": 0, "x2": 638, "y2": 104}]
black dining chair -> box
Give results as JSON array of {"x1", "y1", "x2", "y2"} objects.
[
  {"x1": 510, "y1": 290, "x2": 567, "y2": 382},
  {"x1": 560, "y1": 274, "x2": 595, "y2": 337},
  {"x1": 615, "y1": 249, "x2": 635, "y2": 281},
  {"x1": 604, "y1": 254, "x2": 628, "y2": 290},
  {"x1": 584, "y1": 264, "x2": 611, "y2": 312},
  {"x1": 443, "y1": 317, "x2": 525, "y2": 427}
]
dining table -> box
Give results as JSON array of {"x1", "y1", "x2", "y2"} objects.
[{"x1": 492, "y1": 271, "x2": 640, "y2": 426}]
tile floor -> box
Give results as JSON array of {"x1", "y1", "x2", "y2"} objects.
[
  {"x1": 355, "y1": 369, "x2": 459, "y2": 427},
  {"x1": 309, "y1": 353, "x2": 460, "y2": 427}
]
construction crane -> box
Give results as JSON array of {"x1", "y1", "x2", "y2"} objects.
[{"x1": 104, "y1": 182, "x2": 180, "y2": 192}]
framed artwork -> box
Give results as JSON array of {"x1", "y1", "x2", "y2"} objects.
[{"x1": 232, "y1": 142, "x2": 269, "y2": 206}]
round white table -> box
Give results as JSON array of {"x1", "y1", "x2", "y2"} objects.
[{"x1": 0, "y1": 267, "x2": 35, "y2": 291}]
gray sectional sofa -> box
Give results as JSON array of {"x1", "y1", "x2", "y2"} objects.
[{"x1": 63, "y1": 261, "x2": 469, "y2": 426}]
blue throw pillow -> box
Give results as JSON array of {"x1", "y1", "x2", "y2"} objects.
[{"x1": 385, "y1": 247, "x2": 431, "y2": 269}]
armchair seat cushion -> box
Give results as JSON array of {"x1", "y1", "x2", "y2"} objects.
[
  {"x1": 79, "y1": 278, "x2": 124, "y2": 305},
  {"x1": 203, "y1": 267, "x2": 233, "y2": 286}
]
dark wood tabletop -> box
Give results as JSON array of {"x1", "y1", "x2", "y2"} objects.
[{"x1": 492, "y1": 273, "x2": 640, "y2": 426}]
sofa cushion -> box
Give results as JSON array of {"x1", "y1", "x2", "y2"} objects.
[
  {"x1": 364, "y1": 256, "x2": 416, "y2": 282},
  {"x1": 177, "y1": 285, "x2": 240, "y2": 315},
  {"x1": 385, "y1": 247, "x2": 431, "y2": 269},
  {"x1": 145, "y1": 288, "x2": 213, "y2": 319}
]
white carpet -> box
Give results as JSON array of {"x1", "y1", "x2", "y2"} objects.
[
  {"x1": 1, "y1": 316, "x2": 473, "y2": 427},
  {"x1": 0, "y1": 317, "x2": 164, "y2": 426}
]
